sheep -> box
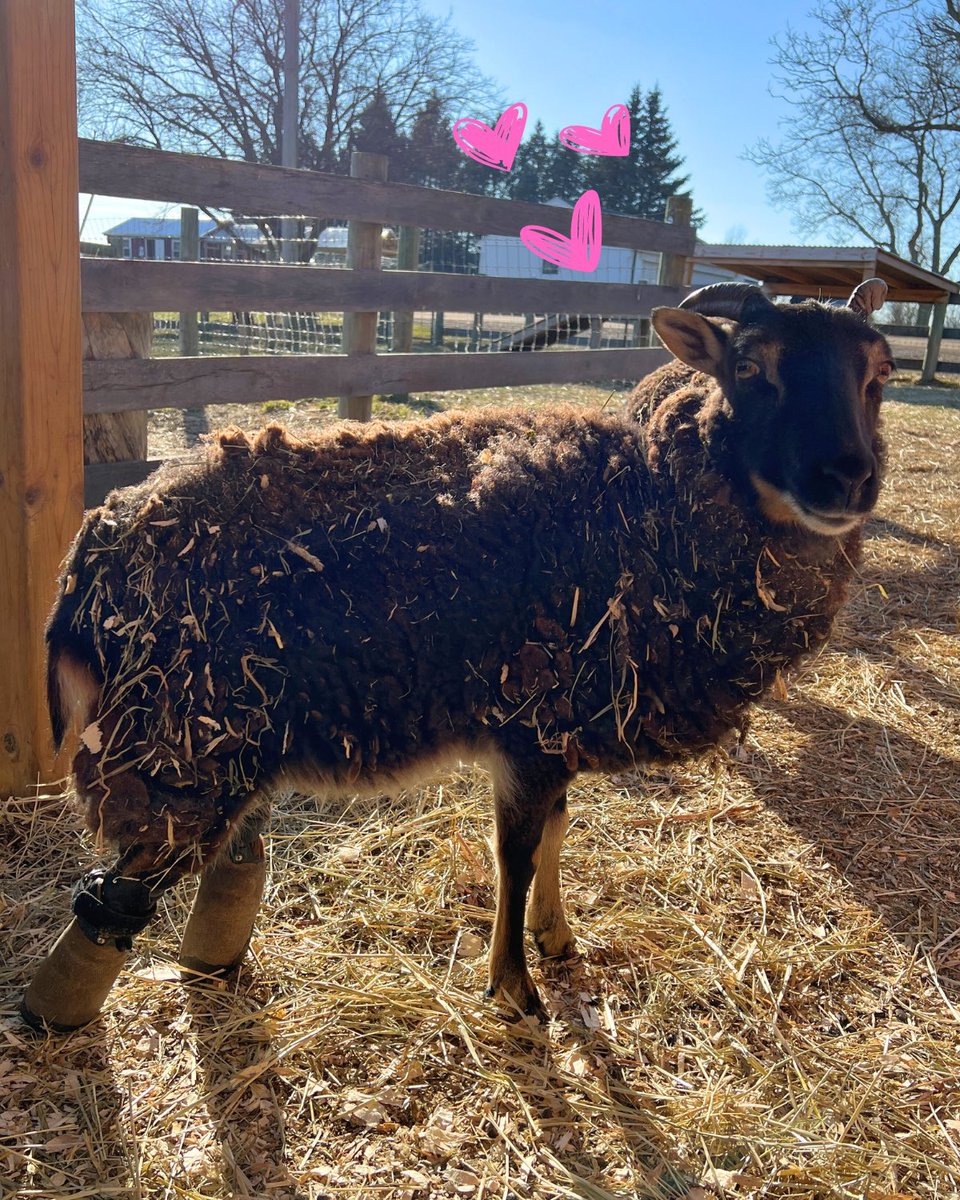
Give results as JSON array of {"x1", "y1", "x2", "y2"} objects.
[{"x1": 21, "y1": 278, "x2": 893, "y2": 1031}]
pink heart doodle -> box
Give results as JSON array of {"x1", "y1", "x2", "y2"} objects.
[
  {"x1": 451, "y1": 102, "x2": 528, "y2": 172},
  {"x1": 520, "y1": 190, "x2": 603, "y2": 273},
  {"x1": 559, "y1": 104, "x2": 630, "y2": 157}
]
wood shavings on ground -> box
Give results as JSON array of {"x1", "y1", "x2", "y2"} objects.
[{"x1": 1, "y1": 385, "x2": 959, "y2": 1199}]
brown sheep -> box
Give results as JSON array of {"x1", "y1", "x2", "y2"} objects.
[{"x1": 22, "y1": 279, "x2": 892, "y2": 1030}]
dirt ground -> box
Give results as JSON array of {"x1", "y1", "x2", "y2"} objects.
[{"x1": 2, "y1": 375, "x2": 959, "y2": 1199}]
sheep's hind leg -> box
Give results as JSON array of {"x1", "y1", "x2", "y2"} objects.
[
  {"x1": 528, "y1": 792, "x2": 576, "y2": 960},
  {"x1": 179, "y1": 805, "x2": 269, "y2": 982},
  {"x1": 486, "y1": 757, "x2": 573, "y2": 1018},
  {"x1": 20, "y1": 800, "x2": 257, "y2": 1032},
  {"x1": 20, "y1": 857, "x2": 174, "y2": 1033}
]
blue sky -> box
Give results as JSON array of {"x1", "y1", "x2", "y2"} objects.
[
  {"x1": 418, "y1": 0, "x2": 824, "y2": 245},
  {"x1": 82, "y1": 0, "x2": 829, "y2": 248}
]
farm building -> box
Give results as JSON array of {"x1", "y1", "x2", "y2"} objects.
[
  {"x1": 102, "y1": 215, "x2": 400, "y2": 265},
  {"x1": 104, "y1": 216, "x2": 268, "y2": 261},
  {"x1": 478, "y1": 198, "x2": 743, "y2": 288},
  {"x1": 692, "y1": 242, "x2": 960, "y2": 302}
]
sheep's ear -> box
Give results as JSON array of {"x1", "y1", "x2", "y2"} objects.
[{"x1": 652, "y1": 307, "x2": 728, "y2": 378}]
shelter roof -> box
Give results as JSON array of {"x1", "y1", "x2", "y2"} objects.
[{"x1": 693, "y1": 244, "x2": 959, "y2": 304}]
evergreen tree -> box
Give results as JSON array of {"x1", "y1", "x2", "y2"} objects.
[
  {"x1": 631, "y1": 87, "x2": 691, "y2": 221},
  {"x1": 350, "y1": 87, "x2": 400, "y2": 159},
  {"x1": 543, "y1": 135, "x2": 586, "y2": 204},
  {"x1": 492, "y1": 85, "x2": 699, "y2": 222},
  {"x1": 405, "y1": 94, "x2": 487, "y2": 272},
  {"x1": 585, "y1": 88, "x2": 643, "y2": 214},
  {"x1": 584, "y1": 86, "x2": 690, "y2": 218},
  {"x1": 508, "y1": 121, "x2": 553, "y2": 203},
  {"x1": 403, "y1": 92, "x2": 461, "y2": 188}
]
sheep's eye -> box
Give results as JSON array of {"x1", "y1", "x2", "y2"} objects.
[
  {"x1": 876, "y1": 361, "x2": 894, "y2": 383},
  {"x1": 735, "y1": 358, "x2": 760, "y2": 380}
]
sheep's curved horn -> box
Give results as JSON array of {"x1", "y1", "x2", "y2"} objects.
[
  {"x1": 678, "y1": 282, "x2": 775, "y2": 321},
  {"x1": 846, "y1": 278, "x2": 887, "y2": 319}
]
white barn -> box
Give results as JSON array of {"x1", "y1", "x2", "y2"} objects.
[{"x1": 478, "y1": 199, "x2": 742, "y2": 289}]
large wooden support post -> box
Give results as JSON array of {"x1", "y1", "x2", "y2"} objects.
[
  {"x1": 657, "y1": 194, "x2": 693, "y2": 290},
  {"x1": 339, "y1": 151, "x2": 387, "y2": 421},
  {"x1": 82, "y1": 313, "x2": 151, "y2": 507},
  {"x1": 0, "y1": 0, "x2": 84, "y2": 791},
  {"x1": 920, "y1": 301, "x2": 948, "y2": 385},
  {"x1": 179, "y1": 206, "x2": 200, "y2": 355}
]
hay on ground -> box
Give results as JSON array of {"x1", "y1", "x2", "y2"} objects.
[{"x1": 1, "y1": 388, "x2": 958, "y2": 1200}]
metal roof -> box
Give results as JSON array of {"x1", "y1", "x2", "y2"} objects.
[
  {"x1": 693, "y1": 244, "x2": 959, "y2": 304},
  {"x1": 105, "y1": 217, "x2": 264, "y2": 243}
]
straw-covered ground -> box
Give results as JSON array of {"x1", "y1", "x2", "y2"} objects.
[{"x1": 2, "y1": 378, "x2": 959, "y2": 1200}]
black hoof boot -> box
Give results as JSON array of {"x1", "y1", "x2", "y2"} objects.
[{"x1": 179, "y1": 835, "x2": 266, "y2": 980}]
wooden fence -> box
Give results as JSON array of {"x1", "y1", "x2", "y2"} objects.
[
  {"x1": 0, "y1": 2, "x2": 693, "y2": 793},
  {"x1": 875, "y1": 322, "x2": 960, "y2": 376},
  {"x1": 78, "y1": 138, "x2": 694, "y2": 500},
  {"x1": 78, "y1": 142, "x2": 693, "y2": 402}
]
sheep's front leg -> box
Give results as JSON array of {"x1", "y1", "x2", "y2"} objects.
[
  {"x1": 486, "y1": 758, "x2": 572, "y2": 1017},
  {"x1": 529, "y1": 793, "x2": 576, "y2": 960}
]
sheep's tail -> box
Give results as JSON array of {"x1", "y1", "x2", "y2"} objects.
[
  {"x1": 46, "y1": 610, "x2": 102, "y2": 754},
  {"x1": 47, "y1": 643, "x2": 101, "y2": 753}
]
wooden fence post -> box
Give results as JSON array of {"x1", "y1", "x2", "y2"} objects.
[
  {"x1": 389, "y1": 224, "x2": 420, "y2": 402},
  {"x1": 177, "y1": 207, "x2": 210, "y2": 436},
  {"x1": 339, "y1": 151, "x2": 387, "y2": 421},
  {"x1": 0, "y1": 0, "x2": 84, "y2": 790},
  {"x1": 657, "y1": 194, "x2": 693, "y2": 290},
  {"x1": 391, "y1": 225, "x2": 420, "y2": 352},
  {"x1": 179, "y1": 206, "x2": 200, "y2": 355}
]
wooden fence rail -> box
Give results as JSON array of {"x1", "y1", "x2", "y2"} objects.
[
  {"x1": 79, "y1": 139, "x2": 696, "y2": 254},
  {"x1": 77, "y1": 139, "x2": 694, "y2": 500},
  {"x1": 84, "y1": 347, "x2": 673, "y2": 415},
  {"x1": 80, "y1": 258, "x2": 684, "y2": 320}
]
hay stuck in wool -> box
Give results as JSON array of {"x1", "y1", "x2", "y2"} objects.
[{"x1": 2, "y1": 386, "x2": 960, "y2": 1199}]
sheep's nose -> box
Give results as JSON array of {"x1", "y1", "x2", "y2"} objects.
[{"x1": 813, "y1": 452, "x2": 876, "y2": 508}]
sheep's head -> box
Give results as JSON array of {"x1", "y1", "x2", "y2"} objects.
[{"x1": 651, "y1": 280, "x2": 894, "y2": 536}]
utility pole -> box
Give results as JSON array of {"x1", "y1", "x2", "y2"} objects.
[{"x1": 281, "y1": 0, "x2": 299, "y2": 264}]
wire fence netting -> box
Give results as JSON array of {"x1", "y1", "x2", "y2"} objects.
[{"x1": 80, "y1": 209, "x2": 661, "y2": 359}]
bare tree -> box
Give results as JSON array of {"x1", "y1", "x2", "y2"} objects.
[
  {"x1": 762, "y1": 0, "x2": 960, "y2": 137},
  {"x1": 747, "y1": 0, "x2": 960, "y2": 276},
  {"x1": 77, "y1": 0, "x2": 497, "y2": 172}
]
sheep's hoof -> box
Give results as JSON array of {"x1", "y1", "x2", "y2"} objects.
[
  {"x1": 21, "y1": 919, "x2": 128, "y2": 1033},
  {"x1": 533, "y1": 922, "x2": 577, "y2": 961},
  {"x1": 484, "y1": 971, "x2": 547, "y2": 1022},
  {"x1": 179, "y1": 838, "x2": 266, "y2": 983}
]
